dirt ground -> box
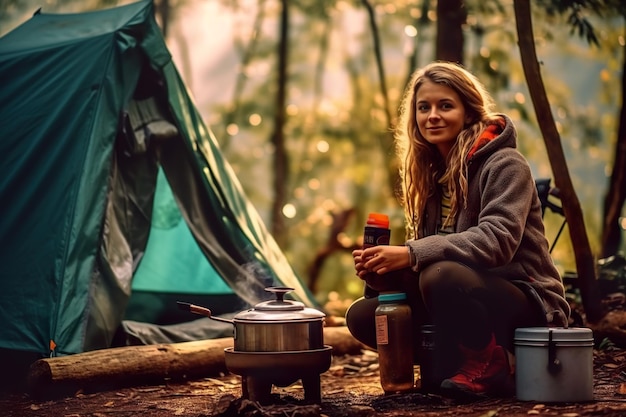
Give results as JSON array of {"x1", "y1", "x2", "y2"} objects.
[{"x1": 2, "y1": 344, "x2": 626, "y2": 417}]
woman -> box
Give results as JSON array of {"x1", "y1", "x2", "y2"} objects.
[{"x1": 346, "y1": 61, "x2": 570, "y2": 400}]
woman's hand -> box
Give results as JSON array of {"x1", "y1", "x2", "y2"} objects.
[
  {"x1": 352, "y1": 249, "x2": 368, "y2": 277},
  {"x1": 353, "y1": 245, "x2": 411, "y2": 277},
  {"x1": 352, "y1": 246, "x2": 412, "y2": 292}
]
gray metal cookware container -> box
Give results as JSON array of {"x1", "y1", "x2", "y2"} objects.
[
  {"x1": 514, "y1": 327, "x2": 594, "y2": 402},
  {"x1": 231, "y1": 287, "x2": 325, "y2": 352},
  {"x1": 178, "y1": 287, "x2": 325, "y2": 352}
]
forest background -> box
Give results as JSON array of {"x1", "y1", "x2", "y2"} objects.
[{"x1": 2, "y1": 0, "x2": 625, "y2": 314}]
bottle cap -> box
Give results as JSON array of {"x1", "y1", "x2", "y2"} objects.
[
  {"x1": 367, "y1": 212, "x2": 389, "y2": 228},
  {"x1": 378, "y1": 292, "x2": 407, "y2": 302}
]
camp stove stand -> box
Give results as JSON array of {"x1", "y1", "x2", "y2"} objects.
[{"x1": 224, "y1": 346, "x2": 333, "y2": 404}]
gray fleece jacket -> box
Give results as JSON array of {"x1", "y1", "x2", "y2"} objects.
[{"x1": 406, "y1": 114, "x2": 570, "y2": 327}]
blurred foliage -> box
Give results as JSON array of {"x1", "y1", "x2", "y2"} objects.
[{"x1": 1, "y1": 0, "x2": 624, "y2": 310}]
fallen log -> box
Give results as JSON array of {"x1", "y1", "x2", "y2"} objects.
[
  {"x1": 28, "y1": 325, "x2": 365, "y2": 399},
  {"x1": 323, "y1": 325, "x2": 369, "y2": 356}
]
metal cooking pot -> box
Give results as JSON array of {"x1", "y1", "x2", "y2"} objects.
[{"x1": 178, "y1": 286, "x2": 325, "y2": 352}]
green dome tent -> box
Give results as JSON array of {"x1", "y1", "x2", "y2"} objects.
[{"x1": 0, "y1": 0, "x2": 317, "y2": 371}]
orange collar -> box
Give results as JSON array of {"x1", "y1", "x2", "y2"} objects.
[{"x1": 467, "y1": 118, "x2": 505, "y2": 160}]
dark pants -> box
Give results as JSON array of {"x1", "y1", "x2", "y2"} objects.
[{"x1": 345, "y1": 261, "x2": 546, "y2": 367}]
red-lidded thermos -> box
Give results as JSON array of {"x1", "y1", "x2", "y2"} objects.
[{"x1": 362, "y1": 213, "x2": 390, "y2": 298}]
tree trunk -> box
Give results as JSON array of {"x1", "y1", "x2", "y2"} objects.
[
  {"x1": 436, "y1": 0, "x2": 466, "y2": 64},
  {"x1": 361, "y1": 0, "x2": 398, "y2": 193},
  {"x1": 513, "y1": 0, "x2": 605, "y2": 323},
  {"x1": 308, "y1": 208, "x2": 361, "y2": 293},
  {"x1": 270, "y1": 0, "x2": 289, "y2": 247},
  {"x1": 601, "y1": 39, "x2": 626, "y2": 258},
  {"x1": 404, "y1": 1, "x2": 432, "y2": 88},
  {"x1": 361, "y1": 0, "x2": 392, "y2": 128},
  {"x1": 292, "y1": 12, "x2": 331, "y2": 190}
]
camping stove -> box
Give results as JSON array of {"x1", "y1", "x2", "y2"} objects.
[{"x1": 224, "y1": 346, "x2": 332, "y2": 404}]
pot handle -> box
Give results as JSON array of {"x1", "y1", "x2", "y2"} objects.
[
  {"x1": 177, "y1": 301, "x2": 234, "y2": 324},
  {"x1": 547, "y1": 329, "x2": 562, "y2": 375}
]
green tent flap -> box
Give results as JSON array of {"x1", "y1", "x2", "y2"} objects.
[
  {"x1": 132, "y1": 168, "x2": 233, "y2": 294},
  {"x1": 0, "y1": 0, "x2": 317, "y2": 358}
]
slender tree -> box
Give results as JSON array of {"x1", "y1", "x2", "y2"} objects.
[
  {"x1": 536, "y1": 0, "x2": 626, "y2": 260},
  {"x1": 514, "y1": 0, "x2": 605, "y2": 322},
  {"x1": 361, "y1": 0, "x2": 392, "y2": 129},
  {"x1": 404, "y1": 1, "x2": 432, "y2": 87},
  {"x1": 603, "y1": 43, "x2": 626, "y2": 258},
  {"x1": 594, "y1": 1, "x2": 626, "y2": 258},
  {"x1": 361, "y1": 0, "x2": 398, "y2": 195},
  {"x1": 291, "y1": 6, "x2": 332, "y2": 191},
  {"x1": 270, "y1": 0, "x2": 289, "y2": 247},
  {"x1": 436, "y1": 0, "x2": 467, "y2": 63}
]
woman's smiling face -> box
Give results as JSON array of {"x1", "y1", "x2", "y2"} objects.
[{"x1": 415, "y1": 79, "x2": 468, "y2": 158}]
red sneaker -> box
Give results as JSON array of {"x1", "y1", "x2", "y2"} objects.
[{"x1": 440, "y1": 334, "x2": 514, "y2": 400}]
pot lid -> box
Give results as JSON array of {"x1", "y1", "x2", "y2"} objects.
[
  {"x1": 514, "y1": 327, "x2": 593, "y2": 342},
  {"x1": 234, "y1": 287, "x2": 325, "y2": 322}
]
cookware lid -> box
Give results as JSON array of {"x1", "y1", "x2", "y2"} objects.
[
  {"x1": 234, "y1": 307, "x2": 325, "y2": 322},
  {"x1": 514, "y1": 327, "x2": 593, "y2": 342},
  {"x1": 254, "y1": 298, "x2": 305, "y2": 311},
  {"x1": 234, "y1": 286, "x2": 326, "y2": 321}
]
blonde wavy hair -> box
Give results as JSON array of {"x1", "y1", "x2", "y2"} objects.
[{"x1": 395, "y1": 61, "x2": 498, "y2": 239}]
